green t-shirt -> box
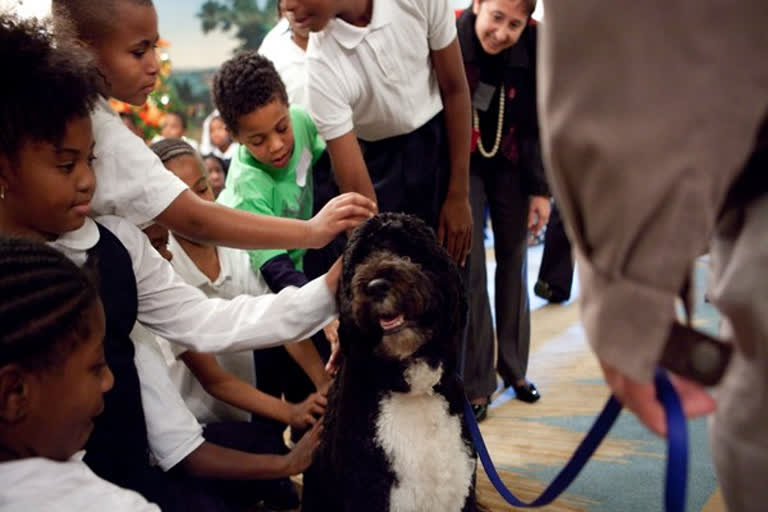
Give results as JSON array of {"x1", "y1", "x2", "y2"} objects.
[{"x1": 217, "y1": 105, "x2": 326, "y2": 271}]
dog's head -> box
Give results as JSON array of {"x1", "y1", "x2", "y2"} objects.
[{"x1": 338, "y1": 213, "x2": 467, "y2": 369}]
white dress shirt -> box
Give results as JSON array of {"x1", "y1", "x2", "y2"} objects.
[
  {"x1": 0, "y1": 455, "x2": 160, "y2": 511},
  {"x1": 90, "y1": 98, "x2": 188, "y2": 228},
  {"x1": 159, "y1": 234, "x2": 272, "y2": 424},
  {"x1": 46, "y1": 216, "x2": 336, "y2": 469},
  {"x1": 49, "y1": 216, "x2": 338, "y2": 354},
  {"x1": 259, "y1": 18, "x2": 309, "y2": 109},
  {"x1": 305, "y1": 0, "x2": 456, "y2": 142},
  {"x1": 131, "y1": 323, "x2": 206, "y2": 470}
]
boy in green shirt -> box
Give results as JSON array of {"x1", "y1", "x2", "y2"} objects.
[
  {"x1": 217, "y1": 103, "x2": 326, "y2": 273},
  {"x1": 213, "y1": 52, "x2": 338, "y2": 438}
]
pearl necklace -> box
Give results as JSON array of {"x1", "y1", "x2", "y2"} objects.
[{"x1": 472, "y1": 85, "x2": 505, "y2": 158}]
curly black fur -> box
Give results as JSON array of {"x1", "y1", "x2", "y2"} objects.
[
  {"x1": 303, "y1": 213, "x2": 477, "y2": 512},
  {"x1": 211, "y1": 50, "x2": 288, "y2": 136}
]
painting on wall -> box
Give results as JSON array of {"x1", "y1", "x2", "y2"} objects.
[{"x1": 2, "y1": 0, "x2": 542, "y2": 141}]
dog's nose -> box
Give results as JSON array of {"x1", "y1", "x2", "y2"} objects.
[{"x1": 366, "y1": 278, "x2": 391, "y2": 298}]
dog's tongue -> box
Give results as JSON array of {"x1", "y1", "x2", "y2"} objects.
[{"x1": 379, "y1": 314, "x2": 404, "y2": 331}]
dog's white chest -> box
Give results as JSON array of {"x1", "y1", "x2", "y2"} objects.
[{"x1": 374, "y1": 361, "x2": 474, "y2": 512}]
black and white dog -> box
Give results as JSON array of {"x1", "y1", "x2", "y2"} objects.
[{"x1": 302, "y1": 212, "x2": 478, "y2": 512}]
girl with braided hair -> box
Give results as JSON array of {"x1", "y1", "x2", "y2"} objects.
[{"x1": 0, "y1": 237, "x2": 158, "y2": 510}]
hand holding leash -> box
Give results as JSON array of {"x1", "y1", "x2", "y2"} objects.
[{"x1": 600, "y1": 362, "x2": 715, "y2": 437}]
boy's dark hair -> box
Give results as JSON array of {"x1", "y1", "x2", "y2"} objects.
[
  {"x1": 0, "y1": 14, "x2": 102, "y2": 162},
  {"x1": 165, "y1": 111, "x2": 187, "y2": 130},
  {"x1": 52, "y1": 0, "x2": 154, "y2": 44},
  {"x1": 0, "y1": 237, "x2": 99, "y2": 371},
  {"x1": 212, "y1": 51, "x2": 288, "y2": 136},
  {"x1": 150, "y1": 138, "x2": 199, "y2": 164}
]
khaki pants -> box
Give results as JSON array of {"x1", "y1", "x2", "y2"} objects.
[{"x1": 709, "y1": 191, "x2": 768, "y2": 511}]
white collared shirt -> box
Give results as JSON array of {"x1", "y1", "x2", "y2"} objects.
[
  {"x1": 158, "y1": 234, "x2": 271, "y2": 424},
  {"x1": 90, "y1": 98, "x2": 189, "y2": 228},
  {"x1": 48, "y1": 216, "x2": 337, "y2": 354},
  {"x1": 48, "y1": 221, "x2": 207, "y2": 469},
  {"x1": 46, "y1": 216, "x2": 337, "y2": 468},
  {"x1": 0, "y1": 455, "x2": 160, "y2": 511},
  {"x1": 131, "y1": 322, "x2": 206, "y2": 470},
  {"x1": 306, "y1": 0, "x2": 456, "y2": 142},
  {"x1": 259, "y1": 18, "x2": 310, "y2": 109}
]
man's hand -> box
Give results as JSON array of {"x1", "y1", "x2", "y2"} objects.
[
  {"x1": 437, "y1": 193, "x2": 473, "y2": 267},
  {"x1": 600, "y1": 361, "x2": 716, "y2": 437},
  {"x1": 307, "y1": 193, "x2": 376, "y2": 248},
  {"x1": 528, "y1": 195, "x2": 551, "y2": 236}
]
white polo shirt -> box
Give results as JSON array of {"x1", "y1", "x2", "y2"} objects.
[
  {"x1": 159, "y1": 233, "x2": 272, "y2": 424},
  {"x1": 306, "y1": 0, "x2": 456, "y2": 142},
  {"x1": 90, "y1": 98, "x2": 188, "y2": 228},
  {"x1": 259, "y1": 18, "x2": 309, "y2": 109},
  {"x1": 0, "y1": 455, "x2": 160, "y2": 511}
]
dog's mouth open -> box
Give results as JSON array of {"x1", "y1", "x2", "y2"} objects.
[{"x1": 379, "y1": 314, "x2": 405, "y2": 334}]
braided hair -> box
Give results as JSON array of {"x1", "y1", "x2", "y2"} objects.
[
  {"x1": 149, "y1": 138, "x2": 199, "y2": 164},
  {"x1": 0, "y1": 238, "x2": 99, "y2": 371}
]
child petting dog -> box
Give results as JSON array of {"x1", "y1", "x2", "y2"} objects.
[{"x1": 0, "y1": 13, "x2": 345, "y2": 510}]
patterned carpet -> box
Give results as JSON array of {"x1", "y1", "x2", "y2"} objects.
[{"x1": 475, "y1": 246, "x2": 724, "y2": 511}]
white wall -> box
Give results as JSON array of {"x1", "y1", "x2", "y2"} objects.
[{"x1": 0, "y1": 0, "x2": 50, "y2": 18}]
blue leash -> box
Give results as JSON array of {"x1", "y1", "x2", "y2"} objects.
[{"x1": 464, "y1": 369, "x2": 688, "y2": 510}]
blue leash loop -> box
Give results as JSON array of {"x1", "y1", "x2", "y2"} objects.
[{"x1": 464, "y1": 369, "x2": 688, "y2": 510}]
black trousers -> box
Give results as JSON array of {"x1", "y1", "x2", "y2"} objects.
[
  {"x1": 537, "y1": 202, "x2": 574, "y2": 300},
  {"x1": 464, "y1": 167, "x2": 531, "y2": 400},
  {"x1": 126, "y1": 420, "x2": 290, "y2": 512}
]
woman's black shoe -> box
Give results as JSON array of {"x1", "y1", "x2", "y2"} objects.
[
  {"x1": 534, "y1": 280, "x2": 569, "y2": 303},
  {"x1": 471, "y1": 401, "x2": 489, "y2": 422},
  {"x1": 513, "y1": 382, "x2": 541, "y2": 403}
]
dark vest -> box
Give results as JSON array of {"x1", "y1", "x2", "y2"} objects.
[{"x1": 83, "y1": 224, "x2": 151, "y2": 486}]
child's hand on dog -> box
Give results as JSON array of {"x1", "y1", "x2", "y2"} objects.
[
  {"x1": 307, "y1": 192, "x2": 376, "y2": 248},
  {"x1": 289, "y1": 392, "x2": 328, "y2": 430},
  {"x1": 324, "y1": 259, "x2": 343, "y2": 376},
  {"x1": 286, "y1": 421, "x2": 324, "y2": 474}
]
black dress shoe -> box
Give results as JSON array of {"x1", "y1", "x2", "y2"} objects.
[
  {"x1": 471, "y1": 401, "x2": 489, "y2": 422},
  {"x1": 513, "y1": 382, "x2": 541, "y2": 403},
  {"x1": 534, "y1": 280, "x2": 569, "y2": 303}
]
